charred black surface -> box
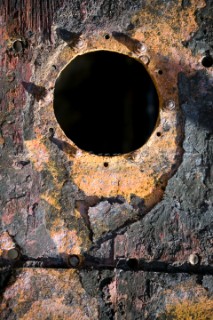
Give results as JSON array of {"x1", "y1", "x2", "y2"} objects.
[
  {"x1": 184, "y1": 1, "x2": 213, "y2": 57},
  {"x1": 0, "y1": 268, "x2": 12, "y2": 295}
]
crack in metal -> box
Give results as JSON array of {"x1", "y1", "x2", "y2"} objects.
[{"x1": 1, "y1": 256, "x2": 213, "y2": 275}]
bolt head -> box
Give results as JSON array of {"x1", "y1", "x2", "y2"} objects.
[
  {"x1": 166, "y1": 100, "x2": 175, "y2": 110},
  {"x1": 140, "y1": 55, "x2": 150, "y2": 65},
  {"x1": 7, "y1": 248, "x2": 19, "y2": 260},
  {"x1": 68, "y1": 254, "x2": 81, "y2": 267},
  {"x1": 13, "y1": 40, "x2": 24, "y2": 53},
  {"x1": 137, "y1": 42, "x2": 147, "y2": 54},
  {"x1": 188, "y1": 253, "x2": 199, "y2": 265},
  {"x1": 77, "y1": 40, "x2": 85, "y2": 49}
]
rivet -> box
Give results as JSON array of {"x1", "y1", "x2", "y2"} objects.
[
  {"x1": 188, "y1": 253, "x2": 199, "y2": 265},
  {"x1": 7, "y1": 248, "x2": 19, "y2": 260},
  {"x1": 13, "y1": 40, "x2": 24, "y2": 53},
  {"x1": 140, "y1": 55, "x2": 150, "y2": 65},
  {"x1": 68, "y1": 254, "x2": 84, "y2": 268},
  {"x1": 137, "y1": 42, "x2": 147, "y2": 54},
  {"x1": 77, "y1": 40, "x2": 85, "y2": 49},
  {"x1": 165, "y1": 100, "x2": 175, "y2": 110}
]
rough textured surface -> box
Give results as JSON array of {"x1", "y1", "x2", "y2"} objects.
[
  {"x1": 0, "y1": 0, "x2": 213, "y2": 319},
  {"x1": 0, "y1": 268, "x2": 99, "y2": 320}
]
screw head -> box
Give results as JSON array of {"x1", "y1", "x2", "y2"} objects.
[{"x1": 188, "y1": 253, "x2": 199, "y2": 265}]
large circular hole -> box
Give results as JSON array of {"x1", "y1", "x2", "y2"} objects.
[{"x1": 54, "y1": 51, "x2": 159, "y2": 155}]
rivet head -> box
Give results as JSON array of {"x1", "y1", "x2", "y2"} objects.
[
  {"x1": 77, "y1": 40, "x2": 85, "y2": 49},
  {"x1": 137, "y1": 42, "x2": 147, "y2": 54},
  {"x1": 7, "y1": 248, "x2": 19, "y2": 260},
  {"x1": 140, "y1": 55, "x2": 150, "y2": 65},
  {"x1": 13, "y1": 40, "x2": 24, "y2": 53},
  {"x1": 165, "y1": 100, "x2": 175, "y2": 110},
  {"x1": 188, "y1": 253, "x2": 199, "y2": 265},
  {"x1": 68, "y1": 254, "x2": 81, "y2": 268}
]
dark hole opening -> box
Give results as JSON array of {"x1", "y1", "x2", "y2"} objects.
[
  {"x1": 54, "y1": 51, "x2": 159, "y2": 155},
  {"x1": 126, "y1": 258, "x2": 138, "y2": 269},
  {"x1": 105, "y1": 34, "x2": 110, "y2": 40},
  {"x1": 202, "y1": 55, "x2": 213, "y2": 68}
]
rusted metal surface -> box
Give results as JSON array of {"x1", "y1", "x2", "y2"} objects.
[
  {"x1": 0, "y1": 0, "x2": 213, "y2": 319},
  {"x1": 0, "y1": 268, "x2": 99, "y2": 319}
]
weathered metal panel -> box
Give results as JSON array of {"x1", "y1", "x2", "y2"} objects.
[{"x1": 0, "y1": 0, "x2": 213, "y2": 319}]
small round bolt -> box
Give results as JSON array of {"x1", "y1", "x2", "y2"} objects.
[
  {"x1": 137, "y1": 42, "x2": 147, "y2": 54},
  {"x1": 7, "y1": 248, "x2": 19, "y2": 260},
  {"x1": 13, "y1": 40, "x2": 24, "y2": 53},
  {"x1": 165, "y1": 100, "x2": 175, "y2": 110},
  {"x1": 140, "y1": 55, "x2": 150, "y2": 65},
  {"x1": 77, "y1": 40, "x2": 85, "y2": 49},
  {"x1": 188, "y1": 253, "x2": 199, "y2": 265},
  {"x1": 68, "y1": 254, "x2": 83, "y2": 268}
]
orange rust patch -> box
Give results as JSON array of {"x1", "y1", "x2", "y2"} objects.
[
  {"x1": 50, "y1": 228, "x2": 83, "y2": 255},
  {"x1": 72, "y1": 155, "x2": 155, "y2": 200},
  {"x1": 0, "y1": 232, "x2": 16, "y2": 258}
]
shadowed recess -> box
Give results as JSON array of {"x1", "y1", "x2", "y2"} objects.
[{"x1": 54, "y1": 51, "x2": 159, "y2": 155}]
